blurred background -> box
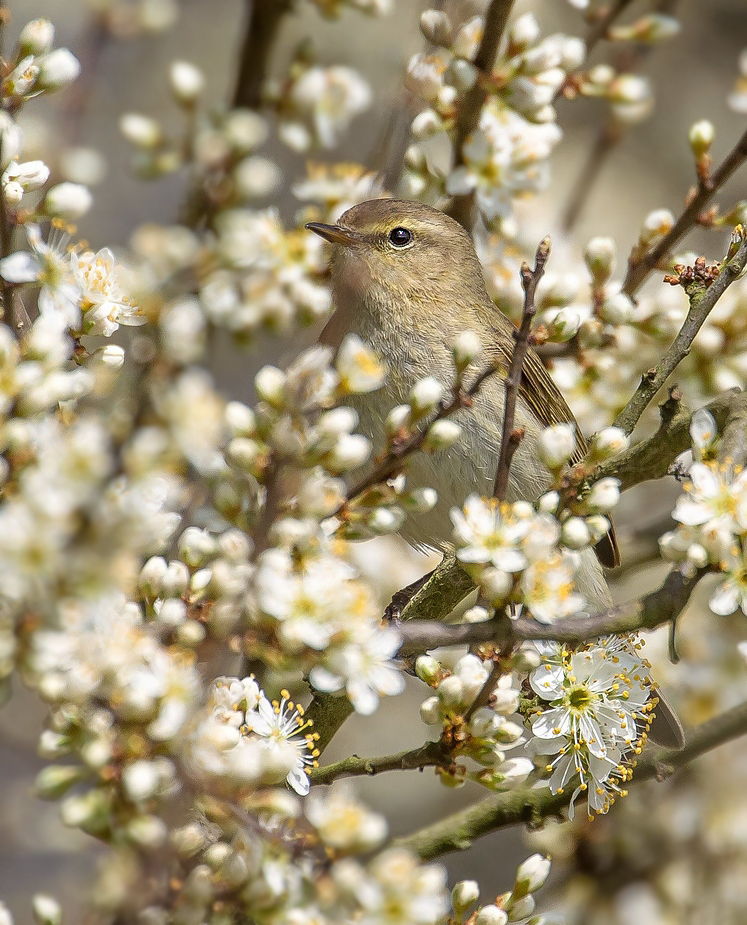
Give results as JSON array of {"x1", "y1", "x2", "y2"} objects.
[{"x1": 2, "y1": 0, "x2": 747, "y2": 921}]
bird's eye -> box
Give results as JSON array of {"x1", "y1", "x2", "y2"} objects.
[{"x1": 388, "y1": 227, "x2": 413, "y2": 247}]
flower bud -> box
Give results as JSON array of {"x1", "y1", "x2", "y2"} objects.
[
  {"x1": 139, "y1": 556, "x2": 168, "y2": 598},
  {"x1": 161, "y1": 560, "x2": 190, "y2": 597},
  {"x1": 420, "y1": 9, "x2": 452, "y2": 47},
  {"x1": 406, "y1": 486, "x2": 438, "y2": 513},
  {"x1": 127, "y1": 815, "x2": 168, "y2": 849},
  {"x1": 452, "y1": 880, "x2": 480, "y2": 914},
  {"x1": 585, "y1": 514, "x2": 611, "y2": 543},
  {"x1": 122, "y1": 759, "x2": 162, "y2": 802},
  {"x1": 450, "y1": 329, "x2": 482, "y2": 369},
  {"x1": 610, "y1": 13, "x2": 681, "y2": 44},
  {"x1": 538, "y1": 490, "x2": 559, "y2": 514},
  {"x1": 169, "y1": 61, "x2": 205, "y2": 104},
  {"x1": 409, "y1": 376, "x2": 443, "y2": 414},
  {"x1": 423, "y1": 419, "x2": 461, "y2": 452},
  {"x1": 410, "y1": 108, "x2": 443, "y2": 139},
  {"x1": 34, "y1": 765, "x2": 83, "y2": 799},
  {"x1": 437, "y1": 674, "x2": 464, "y2": 708},
  {"x1": 415, "y1": 654, "x2": 440, "y2": 684},
  {"x1": 170, "y1": 823, "x2": 207, "y2": 858},
  {"x1": 464, "y1": 604, "x2": 491, "y2": 623},
  {"x1": 689, "y1": 119, "x2": 715, "y2": 159},
  {"x1": 546, "y1": 307, "x2": 581, "y2": 342},
  {"x1": 32, "y1": 895, "x2": 61, "y2": 925},
  {"x1": 120, "y1": 113, "x2": 162, "y2": 148},
  {"x1": 514, "y1": 854, "x2": 551, "y2": 895},
  {"x1": 585, "y1": 477, "x2": 621, "y2": 513},
  {"x1": 36, "y1": 49, "x2": 81, "y2": 91},
  {"x1": 225, "y1": 401, "x2": 256, "y2": 437},
  {"x1": 481, "y1": 567, "x2": 513, "y2": 604},
  {"x1": 19, "y1": 19, "x2": 55, "y2": 55},
  {"x1": 474, "y1": 905, "x2": 508, "y2": 925},
  {"x1": 585, "y1": 236, "x2": 616, "y2": 284},
  {"x1": 537, "y1": 423, "x2": 576, "y2": 469},
  {"x1": 639, "y1": 208, "x2": 675, "y2": 247},
  {"x1": 178, "y1": 527, "x2": 218, "y2": 568},
  {"x1": 509, "y1": 13, "x2": 540, "y2": 51},
  {"x1": 254, "y1": 365, "x2": 286, "y2": 408},
  {"x1": 385, "y1": 404, "x2": 412, "y2": 437},
  {"x1": 325, "y1": 433, "x2": 371, "y2": 472},
  {"x1": 317, "y1": 406, "x2": 358, "y2": 438},
  {"x1": 419, "y1": 694, "x2": 442, "y2": 724},
  {"x1": 44, "y1": 182, "x2": 92, "y2": 220},
  {"x1": 590, "y1": 426, "x2": 630, "y2": 460},
  {"x1": 561, "y1": 516, "x2": 591, "y2": 550},
  {"x1": 599, "y1": 291, "x2": 633, "y2": 325}
]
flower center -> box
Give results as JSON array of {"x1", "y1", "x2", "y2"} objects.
[{"x1": 565, "y1": 683, "x2": 595, "y2": 713}]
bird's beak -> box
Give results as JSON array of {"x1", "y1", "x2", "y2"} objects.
[{"x1": 305, "y1": 222, "x2": 362, "y2": 247}]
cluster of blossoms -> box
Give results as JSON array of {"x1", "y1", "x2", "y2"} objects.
[
  {"x1": 450, "y1": 853, "x2": 552, "y2": 925},
  {"x1": 449, "y1": 421, "x2": 626, "y2": 620},
  {"x1": 417, "y1": 651, "x2": 534, "y2": 791},
  {"x1": 528, "y1": 638, "x2": 656, "y2": 818},
  {"x1": 660, "y1": 408, "x2": 747, "y2": 617}
]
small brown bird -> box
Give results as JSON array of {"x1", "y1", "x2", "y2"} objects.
[{"x1": 307, "y1": 198, "x2": 684, "y2": 748}]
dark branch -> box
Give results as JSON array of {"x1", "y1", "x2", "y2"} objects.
[
  {"x1": 233, "y1": 0, "x2": 294, "y2": 109},
  {"x1": 493, "y1": 237, "x2": 550, "y2": 500},
  {"x1": 311, "y1": 740, "x2": 448, "y2": 786},
  {"x1": 614, "y1": 236, "x2": 747, "y2": 435},
  {"x1": 623, "y1": 126, "x2": 747, "y2": 297}
]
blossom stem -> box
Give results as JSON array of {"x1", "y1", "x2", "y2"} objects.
[
  {"x1": 623, "y1": 125, "x2": 747, "y2": 297},
  {"x1": 493, "y1": 237, "x2": 550, "y2": 501},
  {"x1": 394, "y1": 697, "x2": 747, "y2": 860},
  {"x1": 310, "y1": 740, "x2": 449, "y2": 785},
  {"x1": 614, "y1": 235, "x2": 747, "y2": 435}
]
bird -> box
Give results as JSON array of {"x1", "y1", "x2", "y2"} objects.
[{"x1": 306, "y1": 197, "x2": 684, "y2": 749}]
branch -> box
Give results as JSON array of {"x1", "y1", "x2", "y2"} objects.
[
  {"x1": 397, "y1": 565, "x2": 706, "y2": 654},
  {"x1": 398, "y1": 554, "x2": 476, "y2": 623},
  {"x1": 718, "y1": 391, "x2": 747, "y2": 472},
  {"x1": 310, "y1": 740, "x2": 448, "y2": 786},
  {"x1": 493, "y1": 238, "x2": 550, "y2": 501},
  {"x1": 233, "y1": 0, "x2": 294, "y2": 110},
  {"x1": 394, "y1": 697, "x2": 747, "y2": 860},
  {"x1": 623, "y1": 126, "x2": 747, "y2": 297},
  {"x1": 447, "y1": 0, "x2": 516, "y2": 230},
  {"x1": 583, "y1": 0, "x2": 636, "y2": 56},
  {"x1": 613, "y1": 236, "x2": 747, "y2": 435},
  {"x1": 304, "y1": 691, "x2": 354, "y2": 758},
  {"x1": 597, "y1": 387, "x2": 741, "y2": 491},
  {"x1": 342, "y1": 362, "x2": 501, "y2": 509}
]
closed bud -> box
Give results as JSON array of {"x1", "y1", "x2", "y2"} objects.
[
  {"x1": 227, "y1": 437, "x2": 261, "y2": 473},
  {"x1": 419, "y1": 694, "x2": 442, "y2": 724},
  {"x1": 610, "y1": 13, "x2": 680, "y2": 44},
  {"x1": 317, "y1": 406, "x2": 358, "y2": 437},
  {"x1": 170, "y1": 823, "x2": 207, "y2": 858},
  {"x1": 36, "y1": 48, "x2": 81, "y2": 90},
  {"x1": 509, "y1": 13, "x2": 540, "y2": 51},
  {"x1": 437, "y1": 674, "x2": 464, "y2": 707},
  {"x1": 584, "y1": 236, "x2": 616, "y2": 283},
  {"x1": 19, "y1": 19, "x2": 55, "y2": 55},
  {"x1": 325, "y1": 433, "x2": 371, "y2": 472},
  {"x1": 254, "y1": 365, "x2": 286, "y2": 407},
  {"x1": 127, "y1": 815, "x2": 168, "y2": 849},
  {"x1": 481, "y1": 567, "x2": 513, "y2": 604},
  {"x1": 44, "y1": 182, "x2": 92, "y2": 220},
  {"x1": 546, "y1": 307, "x2": 581, "y2": 342},
  {"x1": 689, "y1": 119, "x2": 715, "y2": 159},
  {"x1": 409, "y1": 376, "x2": 443, "y2": 413},
  {"x1": 139, "y1": 556, "x2": 168, "y2": 597},
  {"x1": 34, "y1": 765, "x2": 83, "y2": 799},
  {"x1": 225, "y1": 401, "x2": 256, "y2": 437},
  {"x1": 639, "y1": 208, "x2": 674, "y2": 247},
  {"x1": 561, "y1": 516, "x2": 591, "y2": 549},
  {"x1": 506, "y1": 895, "x2": 535, "y2": 919},
  {"x1": 97, "y1": 344, "x2": 126, "y2": 369},
  {"x1": 450, "y1": 329, "x2": 482, "y2": 369},
  {"x1": 423, "y1": 419, "x2": 461, "y2": 452},
  {"x1": 585, "y1": 514, "x2": 611, "y2": 543},
  {"x1": 420, "y1": 9, "x2": 452, "y2": 47},
  {"x1": 537, "y1": 423, "x2": 576, "y2": 469},
  {"x1": 515, "y1": 854, "x2": 551, "y2": 895},
  {"x1": 590, "y1": 426, "x2": 630, "y2": 460},
  {"x1": 599, "y1": 292, "x2": 633, "y2": 325},
  {"x1": 411, "y1": 108, "x2": 443, "y2": 139},
  {"x1": 452, "y1": 880, "x2": 480, "y2": 914},
  {"x1": 406, "y1": 486, "x2": 438, "y2": 513},
  {"x1": 447, "y1": 59, "x2": 478, "y2": 92},
  {"x1": 178, "y1": 527, "x2": 218, "y2": 567},
  {"x1": 585, "y1": 477, "x2": 621, "y2": 513},
  {"x1": 474, "y1": 905, "x2": 508, "y2": 925},
  {"x1": 161, "y1": 560, "x2": 190, "y2": 597},
  {"x1": 32, "y1": 896, "x2": 61, "y2": 925},
  {"x1": 538, "y1": 490, "x2": 559, "y2": 514},
  {"x1": 169, "y1": 61, "x2": 205, "y2": 104},
  {"x1": 120, "y1": 113, "x2": 162, "y2": 148},
  {"x1": 415, "y1": 654, "x2": 440, "y2": 684}
]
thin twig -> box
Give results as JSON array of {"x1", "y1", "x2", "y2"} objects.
[
  {"x1": 446, "y1": 0, "x2": 516, "y2": 230},
  {"x1": 583, "y1": 0, "x2": 636, "y2": 56},
  {"x1": 310, "y1": 740, "x2": 448, "y2": 786},
  {"x1": 394, "y1": 697, "x2": 747, "y2": 860},
  {"x1": 341, "y1": 362, "x2": 501, "y2": 510},
  {"x1": 614, "y1": 236, "x2": 747, "y2": 435},
  {"x1": 397, "y1": 565, "x2": 706, "y2": 654},
  {"x1": 493, "y1": 237, "x2": 550, "y2": 500},
  {"x1": 623, "y1": 126, "x2": 747, "y2": 297},
  {"x1": 233, "y1": 0, "x2": 294, "y2": 110}
]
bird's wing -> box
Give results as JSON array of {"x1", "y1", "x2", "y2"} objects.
[{"x1": 490, "y1": 317, "x2": 620, "y2": 568}]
